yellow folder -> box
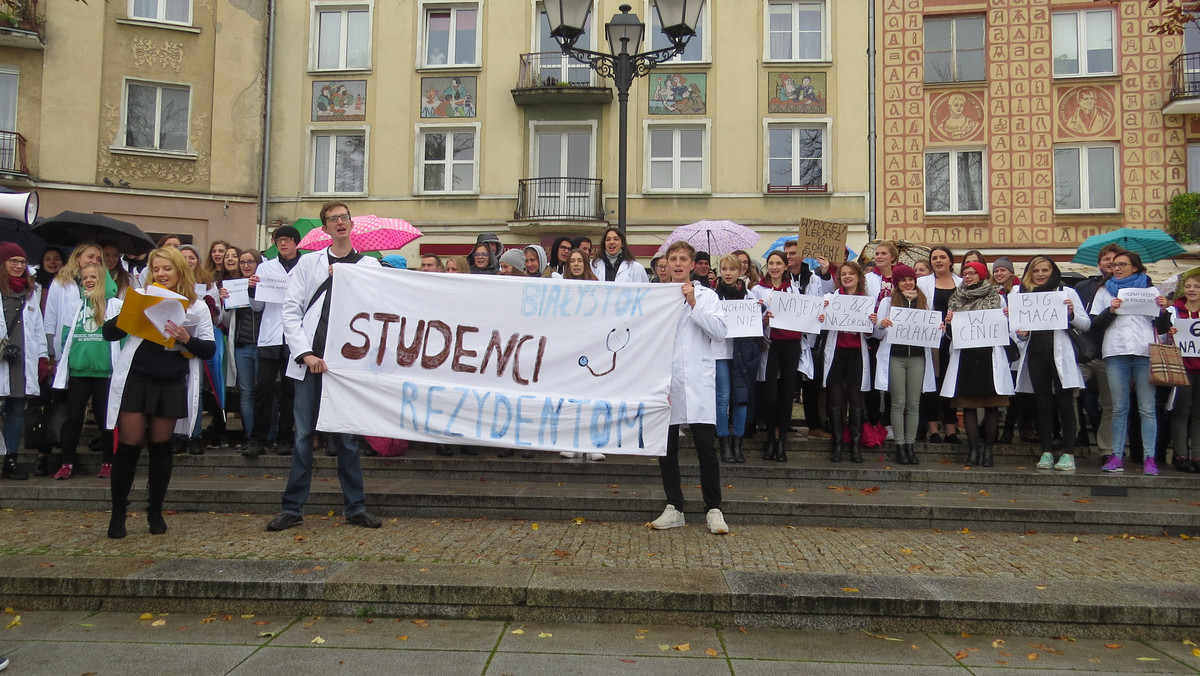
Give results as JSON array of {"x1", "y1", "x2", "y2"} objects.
[{"x1": 115, "y1": 284, "x2": 190, "y2": 349}]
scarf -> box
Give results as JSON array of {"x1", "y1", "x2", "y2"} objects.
[
  {"x1": 8, "y1": 275, "x2": 28, "y2": 295},
  {"x1": 716, "y1": 278, "x2": 746, "y2": 301},
  {"x1": 948, "y1": 280, "x2": 1000, "y2": 313},
  {"x1": 901, "y1": 288, "x2": 919, "y2": 301},
  {"x1": 759, "y1": 276, "x2": 790, "y2": 292},
  {"x1": 34, "y1": 267, "x2": 55, "y2": 288},
  {"x1": 1105, "y1": 272, "x2": 1150, "y2": 296},
  {"x1": 601, "y1": 251, "x2": 621, "y2": 282}
]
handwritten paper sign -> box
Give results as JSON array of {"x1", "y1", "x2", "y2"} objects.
[
  {"x1": 1115, "y1": 287, "x2": 1161, "y2": 316},
  {"x1": 822, "y1": 293, "x2": 875, "y2": 333},
  {"x1": 796, "y1": 218, "x2": 848, "y2": 265},
  {"x1": 887, "y1": 307, "x2": 943, "y2": 348},
  {"x1": 722, "y1": 299, "x2": 763, "y2": 339},
  {"x1": 1174, "y1": 319, "x2": 1200, "y2": 357},
  {"x1": 951, "y1": 308, "x2": 1009, "y2": 349},
  {"x1": 768, "y1": 291, "x2": 824, "y2": 334},
  {"x1": 253, "y1": 274, "x2": 289, "y2": 304},
  {"x1": 222, "y1": 278, "x2": 250, "y2": 309},
  {"x1": 1009, "y1": 291, "x2": 1068, "y2": 332},
  {"x1": 144, "y1": 298, "x2": 186, "y2": 339}
]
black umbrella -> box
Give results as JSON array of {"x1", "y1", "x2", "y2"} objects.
[
  {"x1": 0, "y1": 217, "x2": 48, "y2": 263},
  {"x1": 33, "y1": 210, "x2": 157, "y2": 255}
]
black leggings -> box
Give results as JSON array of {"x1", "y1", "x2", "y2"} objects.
[
  {"x1": 763, "y1": 339, "x2": 802, "y2": 438},
  {"x1": 827, "y1": 347, "x2": 864, "y2": 419},
  {"x1": 1027, "y1": 350, "x2": 1077, "y2": 454},
  {"x1": 60, "y1": 376, "x2": 113, "y2": 466}
]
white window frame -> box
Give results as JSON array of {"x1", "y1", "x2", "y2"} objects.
[
  {"x1": 763, "y1": 0, "x2": 829, "y2": 63},
  {"x1": 127, "y1": 0, "x2": 192, "y2": 26},
  {"x1": 644, "y1": 0, "x2": 710, "y2": 63},
  {"x1": 414, "y1": 122, "x2": 481, "y2": 195},
  {"x1": 643, "y1": 120, "x2": 711, "y2": 194},
  {"x1": 1052, "y1": 9, "x2": 1116, "y2": 78},
  {"x1": 117, "y1": 78, "x2": 193, "y2": 156},
  {"x1": 0, "y1": 66, "x2": 18, "y2": 133},
  {"x1": 532, "y1": 1, "x2": 602, "y2": 86},
  {"x1": 528, "y1": 120, "x2": 598, "y2": 178},
  {"x1": 923, "y1": 148, "x2": 987, "y2": 215},
  {"x1": 309, "y1": 2, "x2": 374, "y2": 72},
  {"x1": 308, "y1": 126, "x2": 369, "y2": 196},
  {"x1": 762, "y1": 118, "x2": 831, "y2": 192},
  {"x1": 418, "y1": 1, "x2": 482, "y2": 69},
  {"x1": 1053, "y1": 142, "x2": 1120, "y2": 214},
  {"x1": 923, "y1": 14, "x2": 986, "y2": 83}
]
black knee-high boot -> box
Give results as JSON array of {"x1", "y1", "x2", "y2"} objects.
[
  {"x1": 146, "y1": 441, "x2": 173, "y2": 535},
  {"x1": 849, "y1": 409, "x2": 864, "y2": 463},
  {"x1": 829, "y1": 406, "x2": 844, "y2": 462},
  {"x1": 108, "y1": 443, "x2": 141, "y2": 539}
]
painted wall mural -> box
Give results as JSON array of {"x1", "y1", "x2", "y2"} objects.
[
  {"x1": 927, "y1": 90, "x2": 985, "y2": 143},
  {"x1": 312, "y1": 80, "x2": 366, "y2": 122},
  {"x1": 1056, "y1": 85, "x2": 1117, "y2": 139},
  {"x1": 420, "y1": 76, "x2": 476, "y2": 118},
  {"x1": 768, "y1": 72, "x2": 826, "y2": 113},
  {"x1": 649, "y1": 73, "x2": 706, "y2": 115}
]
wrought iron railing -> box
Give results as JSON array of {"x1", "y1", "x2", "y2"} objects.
[
  {"x1": 0, "y1": 130, "x2": 29, "y2": 175},
  {"x1": 515, "y1": 177, "x2": 605, "y2": 221},
  {"x1": 1169, "y1": 52, "x2": 1200, "y2": 101},
  {"x1": 0, "y1": 0, "x2": 40, "y2": 34},
  {"x1": 516, "y1": 52, "x2": 603, "y2": 89}
]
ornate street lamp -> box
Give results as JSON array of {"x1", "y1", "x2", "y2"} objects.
[{"x1": 546, "y1": 1, "x2": 702, "y2": 232}]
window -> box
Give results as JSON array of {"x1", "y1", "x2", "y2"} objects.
[
  {"x1": 767, "y1": 0, "x2": 824, "y2": 61},
  {"x1": 129, "y1": 0, "x2": 191, "y2": 25},
  {"x1": 537, "y1": 3, "x2": 597, "y2": 86},
  {"x1": 313, "y1": 6, "x2": 371, "y2": 70},
  {"x1": 1189, "y1": 144, "x2": 1200, "y2": 193},
  {"x1": 123, "y1": 81, "x2": 190, "y2": 152},
  {"x1": 767, "y1": 123, "x2": 826, "y2": 190},
  {"x1": 1054, "y1": 144, "x2": 1118, "y2": 212},
  {"x1": 423, "y1": 5, "x2": 479, "y2": 67},
  {"x1": 312, "y1": 131, "x2": 366, "y2": 194},
  {"x1": 924, "y1": 149, "x2": 985, "y2": 214},
  {"x1": 647, "y1": 124, "x2": 708, "y2": 192},
  {"x1": 0, "y1": 69, "x2": 17, "y2": 132},
  {"x1": 1052, "y1": 10, "x2": 1115, "y2": 77},
  {"x1": 923, "y1": 15, "x2": 985, "y2": 83},
  {"x1": 417, "y1": 126, "x2": 477, "y2": 194},
  {"x1": 649, "y1": 1, "x2": 707, "y2": 62}
]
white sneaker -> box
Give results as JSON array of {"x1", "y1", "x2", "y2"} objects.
[
  {"x1": 650, "y1": 505, "x2": 685, "y2": 530},
  {"x1": 587, "y1": 453, "x2": 606, "y2": 462},
  {"x1": 1036, "y1": 452, "x2": 1054, "y2": 469},
  {"x1": 1054, "y1": 453, "x2": 1076, "y2": 471},
  {"x1": 884, "y1": 425, "x2": 895, "y2": 441},
  {"x1": 706, "y1": 508, "x2": 729, "y2": 535},
  {"x1": 559, "y1": 451, "x2": 579, "y2": 459}
]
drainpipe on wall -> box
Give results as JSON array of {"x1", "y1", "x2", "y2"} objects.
[
  {"x1": 257, "y1": 0, "x2": 277, "y2": 250},
  {"x1": 867, "y1": 0, "x2": 877, "y2": 241}
]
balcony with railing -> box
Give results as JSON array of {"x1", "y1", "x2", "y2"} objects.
[
  {"x1": 0, "y1": 130, "x2": 29, "y2": 176},
  {"x1": 1166, "y1": 52, "x2": 1200, "y2": 114},
  {"x1": 0, "y1": 0, "x2": 43, "y2": 49},
  {"x1": 514, "y1": 177, "x2": 605, "y2": 222},
  {"x1": 511, "y1": 52, "x2": 612, "y2": 105}
]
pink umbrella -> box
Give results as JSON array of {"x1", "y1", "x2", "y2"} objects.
[
  {"x1": 655, "y1": 219, "x2": 761, "y2": 257},
  {"x1": 296, "y1": 214, "x2": 423, "y2": 252}
]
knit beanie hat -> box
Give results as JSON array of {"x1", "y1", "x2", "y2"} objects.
[{"x1": 891, "y1": 263, "x2": 916, "y2": 285}]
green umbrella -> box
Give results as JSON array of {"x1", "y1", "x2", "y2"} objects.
[{"x1": 1072, "y1": 227, "x2": 1185, "y2": 265}]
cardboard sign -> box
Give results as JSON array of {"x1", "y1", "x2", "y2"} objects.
[
  {"x1": 767, "y1": 291, "x2": 824, "y2": 334},
  {"x1": 222, "y1": 278, "x2": 251, "y2": 309},
  {"x1": 951, "y1": 308, "x2": 1009, "y2": 349},
  {"x1": 821, "y1": 293, "x2": 875, "y2": 333},
  {"x1": 1174, "y1": 318, "x2": 1200, "y2": 357},
  {"x1": 796, "y1": 218, "x2": 848, "y2": 265},
  {"x1": 886, "y1": 307, "x2": 943, "y2": 348},
  {"x1": 1009, "y1": 291, "x2": 1069, "y2": 332},
  {"x1": 253, "y1": 274, "x2": 289, "y2": 304},
  {"x1": 722, "y1": 299, "x2": 764, "y2": 338},
  {"x1": 1115, "y1": 287, "x2": 1161, "y2": 316}
]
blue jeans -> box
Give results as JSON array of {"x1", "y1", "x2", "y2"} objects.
[
  {"x1": 234, "y1": 345, "x2": 257, "y2": 436},
  {"x1": 1106, "y1": 355, "x2": 1156, "y2": 460},
  {"x1": 715, "y1": 360, "x2": 747, "y2": 437},
  {"x1": 281, "y1": 370, "x2": 365, "y2": 517},
  {"x1": 1, "y1": 397, "x2": 22, "y2": 455}
]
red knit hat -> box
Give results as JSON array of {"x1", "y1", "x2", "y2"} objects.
[
  {"x1": 963, "y1": 260, "x2": 987, "y2": 280},
  {"x1": 0, "y1": 241, "x2": 26, "y2": 266}
]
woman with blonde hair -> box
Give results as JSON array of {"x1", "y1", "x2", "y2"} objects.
[
  {"x1": 44, "y1": 243, "x2": 104, "y2": 368},
  {"x1": 102, "y1": 247, "x2": 215, "y2": 538},
  {"x1": 443, "y1": 255, "x2": 469, "y2": 274}
]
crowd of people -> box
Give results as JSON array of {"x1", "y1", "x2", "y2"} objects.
[{"x1": 0, "y1": 205, "x2": 1193, "y2": 542}]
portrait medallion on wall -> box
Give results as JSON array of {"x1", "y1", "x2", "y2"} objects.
[
  {"x1": 767, "y1": 72, "x2": 827, "y2": 113},
  {"x1": 649, "y1": 73, "x2": 707, "y2": 115},
  {"x1": 312, "y1": 80, "x2": 366, "y2": 122},
  {"x1": 419, "y1": 76, "x2": 477, "y2": 118},
  {"x1": 1056, "y1": 85, "x2": 1117, "y2": 140},
  {"x1": 927, "y1": 91, "x2": 985, "y2": 144}
]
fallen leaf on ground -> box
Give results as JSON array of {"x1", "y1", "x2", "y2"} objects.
[
  {"x1": 5, "y1": 616, "x2": 19, "y2": 629},
  {"x1": 2, "y1": 608, "x2": 11, "y2": 615},
  {"x1": 572, "y1": 517, "x2": 585, "y2": 525},
  {"x1": 1104, "y1": 644, "x2": 1122, "y2": 649},
  {"x1": 995, "y1": 660, "x2": 1008, "y2": 665},
  {"x1": 705, "y1": 648, "x2": 719, "y2": 657},
  {"x1": 954, "y1": 650, "x2": 968, "y2": 660},
  {"x1": 241, "y1": 614, "x2": 255, "y2": 619},
  {"x1": 991, "y1": 639, "x2": 1004, "y2": 648},
  {"x1": 959, "y1": 528, "x2": 970, "y2": 534},
  {"x1": 538, "y1": 632, "x2": 553, "y2": 638},
  {"x1": 658, "y1": 644, "x2": 670, "y2": 651},
  {"x1": 1192, "y1": 648, "x2": 1200, "y2": 657},
  {"x1": 258, "y1": 632, "x2": 275, "y2": 638},
  {"x1": 900, "y1": 548, "x2": 912, "y2": 554},
  {"x1": 138, "y1": 613, "x2": 153, "y2": 621},
  {"x1": 511, "y1": 628, "x2": 524, "y2": 635},
  {"x1": 739, "y1": 626, "x2": 747, "y2": 634},
  {"x1": 619, "y1": 658, "x2": 636, "y2": 664},
  {"x1": 293, "y1": 536, "x2": 305, "y2": 542},
  {"x1": 860, "y1": 486, "x2": 879, "y2": 494},
  {"x1": 38, "y1": 563, "x2": 54, "y2": 568},
  {"x1": 864, "y1": 631, "x2": 900, "y2": 641},
  {"x1": 531, "y1": 523, "x2": 539, "y2": 530},
  {"x1": 311, "y1": 637, "x2": 325, "y2": 644},
  {"x1": 634, "y1": 635, "x2": 646, "y2": 640},
  {"x1": 960, "y1": 632, "x2": 971, "y2": 638},
  {"x1": 552, "y1": 549, "x2": 571, "y2": 558},
  {"x1": 979, "y1": 489, "x2": 990, "y2": 496},
  {"x1": 253, "y1": 621, "x2": 270, "y2": 626},
  {"x1": 396, "y1": 635, "x2": 408, "y2": 640},
  {"x1": 673, "y1": 643, "x2": 690, "y2": 651},
  {"x1": 638, "y1": 628, "x2": 651, "y2": 634},
  {"x1": 1136, "y1": 657, "x2": 1161, "y2": 661},
  {"x1": 842, "y1": 587, "x2": 859, "y2": 593},
  {"x1": 412, "y1": 619, "x2": 430, "y2": 628},
  {"x1": 1027, "y1": 652, "x2": 1038, "y2": 661},
  {"x1": 151, "y1": 619, "x2": 166, "y2": 627}
]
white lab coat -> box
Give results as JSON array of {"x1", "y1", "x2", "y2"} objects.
[
  {"x1": 1090, "y1": 286, "x2": 1162, "y2": 358},
  {"x1": 1011, "y1": 286, "x2": 1090, "y2": 392},
  {"x1": 939, "y1": 294, "x2": 1016, "y2": 398},
  {"x1": 916, "y1": 273, "x2": 962, "y2": 307},
  {"x1": 0, "y1": 291, "x2": 46, "y2": 397},
  {"x1": 104, "y1": 296, "x2": 214, "y2": 434},
  {"x1": 52, "y1": 300, "x2": 120, "y2": 390},
  {"x1": 872, "y1": 297, "x2": 936, "y2": 392},
  {"x1": 43, "y1": 278, "x2": 83, "y2": 359},
  {"x1": 819, "y1": 295, "x2": 873, "y2": 391},
  {"x1": 669, "y1": 282, "x2": 727, "y2": 425},
  {"x1": 251, "y1": 254, "x2": 303, "y2": 347},
  {"x1": 282, "y1": 250, "x2": 381, "y2": 382},
  {"x1": 592, "y1": 257, "x2": 649, "y2": 284}
]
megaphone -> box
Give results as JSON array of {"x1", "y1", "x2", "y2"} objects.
[{"x1": 0, "y1": 191, "x2": 36, "y2": 224}]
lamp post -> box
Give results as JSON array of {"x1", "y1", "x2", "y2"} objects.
[{"x1": 545, "y1": 1, "x2": 702, "y2": 232}]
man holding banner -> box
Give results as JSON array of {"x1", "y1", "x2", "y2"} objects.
[
  {"x1": 266, "y1": 203, "x2": 383, "y2": 532},
  {"x1": 650, "y1": 241, "x2": 730, "y2": 535}
]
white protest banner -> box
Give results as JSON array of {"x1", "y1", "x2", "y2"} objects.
[
  {"x1": 253, "y1": 274, "x2": 289, "y2": 303},
  {"x1": 722, "y1": 299, "x2": 763, "y2": 338},
  {"x1": 951, "y1": 308, "x2": 1009, "y2": 349},
  {"x1": 1115, "y1": 287, "x2": 1161, "y2": 316},
  {"x1": 887, "y1": 307, "x2": 943, "y2": 349},
  {"x1": 1174, "y1": 319, "x2": 1200, "y2": 357},
  {"x1": 796, "y1": 218, "x2": 848, "y2": 264},
  {"x1": 1008, "y1": 291, "x2": 1068, "y2": 332},
  {"x1": 822, "y1": 293, "x2": 875, "y2": 333},
  {"x1": 221, "y1": 278, "x2": 250, "y2": 309},
  {"x1": 767, "y1": 291, "x2": 824, "y2": 334},
  {"x1": 320, "y1": 267, "x2": 686, "y2": 456}
]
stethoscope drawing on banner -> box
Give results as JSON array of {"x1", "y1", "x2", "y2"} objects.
[{"x1": 579, "y1": 327, "x2": 630, "y2": 377}]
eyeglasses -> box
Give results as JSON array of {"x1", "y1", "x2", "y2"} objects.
[
  {"x1": 324, "y1": 214, "x2": 352, "y2": 224},
  {"x1": 1111, "y1": 262, "x2": 1133, "y2": 268},
  {"x1": 5, "y1": 259, "x2": 26, "y2": 266},
  {"x1": 558, "y1": 245, "x2": 572, "y2": 251},
  {"x1": 239, "y1": 260, "x2": 257, "y2": 266},
  {"x1": 275, "y1": 237, "x2": 295, "y2": 244}
]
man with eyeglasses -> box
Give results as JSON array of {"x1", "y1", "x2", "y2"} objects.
[
  {"x1": 267, "y1": 202, "x2": 382, "y2": 532},
  {"x1": 242, "y1": 225, "x2": 304, "y2": 459}
]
